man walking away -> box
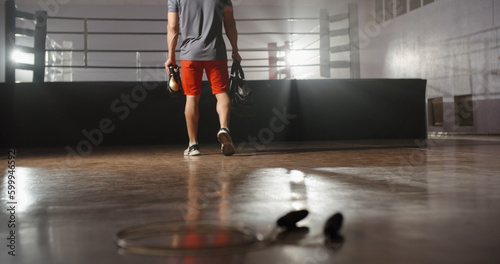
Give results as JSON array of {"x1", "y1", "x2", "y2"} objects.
[{"x1": 165, "y1": 0, "x2": 242, "y2": 156}]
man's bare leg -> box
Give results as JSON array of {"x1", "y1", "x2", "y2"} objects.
[
  {"x1": 215, "y1": 92, "x2": 235, "y2": 156},
  {"x1": 215, "y1": 92, "x2": 231, "y2": 128},
  {"x1": 184, "y1": 95, "x2": 201, "y2": 155}
]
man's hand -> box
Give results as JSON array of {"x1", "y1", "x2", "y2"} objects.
[
  {"x1": 224, "y1": 6, "x2": 241, "y2": 64},
  {"x1": 232, "y1": 52, "x2": 242, "y2": 63},
  {"x1": 165, "y1": 59, "x2": 176, "y2": 75},
  {"x1": 166, "y1": 12, "x2": 179, "y2": 76}
]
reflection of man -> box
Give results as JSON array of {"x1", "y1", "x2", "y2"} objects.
[
  {"x1": 165, "y1": 0, "x2": 242, "y2": 156},
  {"x1": 181, "y1": 158, "x2": 232, "y2": 263}
]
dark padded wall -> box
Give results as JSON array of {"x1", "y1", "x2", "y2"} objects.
[
  {"x1": 295, "y1": 79, "x2": 427, "y2": 140},
  {"x1": 0, "y1": 79, "x2": 426, "y2": 148}
]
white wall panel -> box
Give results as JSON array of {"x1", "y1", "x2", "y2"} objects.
[{"x1": 359, "y1": 0, "x2": 500, "y2": 133}]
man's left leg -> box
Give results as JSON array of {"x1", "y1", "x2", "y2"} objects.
[
  {"x1": 185, "y1": 94, "x2": 201, "y2": 147},
  {"x1": 181, "y1": 60, "x2": 203, "y2": 156}
]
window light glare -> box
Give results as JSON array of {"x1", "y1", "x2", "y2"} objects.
[{"x1": 12, "y1": 50, "x2": 34, "y2": 64}]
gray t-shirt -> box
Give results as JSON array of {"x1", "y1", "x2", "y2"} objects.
[{"x1": 168, "y1": 0, "x2": 233, "y2": 61}]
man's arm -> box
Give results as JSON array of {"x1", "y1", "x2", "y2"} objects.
[
  {"x1": 165, "y1": 12, "x2": 180, "y2": 73},
  {"x1": 223, "y1": 5, "x2": 242, "y2": 63}
]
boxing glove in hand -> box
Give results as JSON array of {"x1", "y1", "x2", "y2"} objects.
[{"x1": 167, "y1": 65, "x2": 183, "y2": 98}]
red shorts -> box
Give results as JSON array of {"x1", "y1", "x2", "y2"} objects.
[{"x1": 180, "y1": 60, "x2": 229, "y2": 96}]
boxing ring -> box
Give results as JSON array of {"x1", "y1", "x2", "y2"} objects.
[
  {"x1": 1, "y1": 0, "x2": 427, "y2": 148},
  {"x1": 5, "y1": 0, "x2": 360, "y2": 82}
]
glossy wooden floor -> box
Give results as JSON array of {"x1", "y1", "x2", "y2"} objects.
[{"x1": 2, "y1": 136, "x2": 500, "y2": 264}]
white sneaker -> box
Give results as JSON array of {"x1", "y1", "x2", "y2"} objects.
[
  {"x1": 184, "y1": 144, "x2": 201, "y2": 156},
  {"x1": 217, "y1": 128, "x2": 235, "y2": 156}
]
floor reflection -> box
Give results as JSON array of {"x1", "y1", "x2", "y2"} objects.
[
  {"x1": 176, "y1": 156, "x2": 240, "y2": 263},
  {"x1": 1, "y1": 139, "x2": 499, "y2": 264}
]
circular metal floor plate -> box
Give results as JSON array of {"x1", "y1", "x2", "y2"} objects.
[{"x1": 115, "y1": 221, "x2": 263, "y2": 256}]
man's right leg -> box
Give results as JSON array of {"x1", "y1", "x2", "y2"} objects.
[
  {"x1": 205, "y1": 60, "x2": 235, "y2": 156},
  {"x1": 215, "y1": 92, "x2": 231, "y2": 129}
]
